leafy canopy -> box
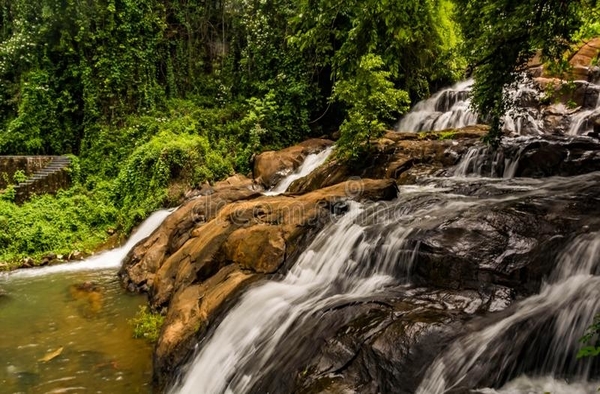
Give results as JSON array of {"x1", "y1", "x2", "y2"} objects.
[{"x1": 456, "y1": 0, "x2": 599, "y2": 146}]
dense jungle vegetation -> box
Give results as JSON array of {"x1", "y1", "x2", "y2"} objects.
[{"x1": 0, "y1": 0, "x2": 598, "y2": 266}]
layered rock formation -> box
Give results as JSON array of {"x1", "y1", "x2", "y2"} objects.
[
  {"x1": 120, "y1": 124, "x2": 600, "y2": 391},
  {"x1": 120, "y1": 171, "x2": 397, "y2": 383},
  {"x1": 253, "y1": 138, "x2": 333, "y2": 188}
]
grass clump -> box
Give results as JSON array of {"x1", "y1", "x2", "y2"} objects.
[{"x1": 130, "y1": 305, "x2": 165, "y2": 343}]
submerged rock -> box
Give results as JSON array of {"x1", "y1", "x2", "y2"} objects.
[{"x1": 69, "y1": 282, "x2": 103, "y2": 315}]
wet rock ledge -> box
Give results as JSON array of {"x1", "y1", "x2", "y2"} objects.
[
  {"x1": 119, "y1": 171, "x2": 397, "y2": 384},
  {"x1": 119, "y1": 129, "x2": 600, "y2": 391}
]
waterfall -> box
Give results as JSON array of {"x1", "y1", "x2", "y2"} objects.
[
  {"x1": 452, "y1": 147, "x2": 490, "y2": 178},
  {"x1": 452, "y1": 143, "x2": 526, "y2": 178},
  {"x1": 169, "y1": 201, "x2": 417, "y2": 394},
  {"x1": 416, "y1": 232, "x2": 600, "y2": 393},
  {"x1": 169, "y1": 178, "x2": 585, "y2": 393},
  {"x1": 396, "y1": 77, "x2": 600, "y2": 136},
  {"x1": 395, "y1": 79, "x2": 543, "y2": 134},
  {"x1": 569, "y1": 95, "x2": 600, "y2": 135},
  {"x1": 4, "y1": 209, "x2": 173, "y2": 278},
  {"x1": 396, "y1": 79, "x2": 478, "y2": 132},
  {"x1": 168, "y1": 170, "x2": 600, "y2": 394},
  {"x1": 264, "y1": 146, "x2": 333, "y2": 196}
]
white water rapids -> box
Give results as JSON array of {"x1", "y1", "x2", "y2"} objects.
[
  {"x1": 170, "y1": 202, "x2": 412, "y2": 394},
  {"x1": 168, "y1": 168, "x2": 600, "y2": 393}
]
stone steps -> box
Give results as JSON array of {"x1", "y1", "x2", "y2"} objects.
[{"x1": 12, "y1": 156, "x2": 72, "y2": 204}]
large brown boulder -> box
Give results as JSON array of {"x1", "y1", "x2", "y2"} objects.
[
  {"x1": 120, "y1": 175, "x2": 262, "y2": 293},
  {"x1": 119, "y1": 177, "x2": 398, "y2": 386},
  {"x1": 253, "y1": 138, "x2": 334, "y2": 188}
]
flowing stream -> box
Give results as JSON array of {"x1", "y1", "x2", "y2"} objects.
[
  {"x1": 0, "y1": 209, "x2": 172, "y2": 393},
  {"x1": 170, "y1": 167, "x2": 600, "y2": 393},
  {"x1": 569, "y1": 95, "x2": 600, "y2": 135},
  {"x1": 165, "y1": 80, "x2": 600, "y2": 392},
  {"x1": 3, "y1": 80, "x2": 597, "y2": 394},
  {"x1": 417, "y1": 232, "x2": 600, "y2": 393},
  {"x1": 165, "y1": 79, "x2": 600, "y2": 393}
]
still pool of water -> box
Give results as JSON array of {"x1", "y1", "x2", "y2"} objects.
[{"x1": 0, "y1": 269, "x2": 153, "y2": 394}]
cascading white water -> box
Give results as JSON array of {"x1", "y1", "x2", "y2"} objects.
[
  {"x1": 169, "y1": 179, "x2": 579, "y2": 394},
  {"x1": 452, "y1": 142, "x2": 527, "y2": 178},
  {"x1": 264, "y1": 146, "x2": 334, "y2": 196},
  {"x1": 4, "y1": 208, "x2": 173, "y2": 278},
  {"x1": 569, "y1": 95, "x2": 600, "y2": 135},
  {"x1": 474, "y1": 375, "x2": 598, "y2": 394},
  {"x1": 396, "y1": 79, "x2": 544, "y2": 134},
  {"x1": 169, "y1": 171, "x2": 600, "y2": 394},
  {"x1": 416, "y1": 232, "x2": 600, "y2": 394},
  {"x1": 396, "y1": 77, "x2": 600, "y2": 137},
  {"x1": 170, "y1": 201, "x2": 416, "y2": 394},
  {"x1": 396, "y1": 80, "x2": 477, "y2": 132}
]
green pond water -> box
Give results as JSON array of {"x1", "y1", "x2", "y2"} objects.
[{"x1": 0, "y1": 269, "x2": 153, "y2": 394}]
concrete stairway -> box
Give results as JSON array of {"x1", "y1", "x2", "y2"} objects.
[{"x1": 14, "y1": 156, "x2": 72, "y2": 204}]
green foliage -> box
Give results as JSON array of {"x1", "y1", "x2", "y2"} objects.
[
  {"x1": 0, "y1": 0, "x2": 465, "y2": 264},
  {"x1": 12, "y1": 170, "x2": 27, "y2": 183},
  {"x1": 112, "y1": 130, "x2": 232, "y2": 231},
  {"x1": 290, "y1": 0, "x2": 464, "y2": 101},
  {"x1": 332, "y1": 54, "x2": 409, "y2": 161},
  {"x1": 129, "y1": 305, "x2": 165, "y2": 343},
  {"x1": 0, "y1": 0, "x2": 165, "y2": 155},
  {"x1": 456, "y1": 0, "x2": 598, "y2": 146},
  {"x1": 578, "y1": 314, "x2": 600, "y2": 359},
  {"x1": 0, "y1": 185, "x2": 15, "y2": 202},
  {"x1": 438, "y1": 131, "x2": 457, "y2": 140},
  {"x1": 573, "y1": 3, "x2": 600, "y2": 41},
  {"x1": 0, "y1": 187, "x2": 117, "y2": 266}
]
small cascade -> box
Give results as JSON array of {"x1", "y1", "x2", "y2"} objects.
[
  {"x1": 451, "y1": 143, "x2": 525, "y2": 178},
  {"x1": 416, "y1": 232, "x2": 600, "y2": 393},
  {"x1": 396, "y1": 77, "x2": 600, "y2": 137},
  {"x1": 452, "y1": 146, "x2": 491, "y2": 178},
  {"x1": 264, "y1": 147, "x2": 333, "y2": 196},
  {"x1": 396, "y1": 79, "x2": 544, "y2": 134},
  {"x1": 5, "y1": 209, "x2": 173, "y2": 278},
  {"x1": 569, "y1": 95, "x2": 600, "y2": 135},
  {"x1": 396, "y1": 80, "x2": 477, "y2": 132},
  {"x1": 503, "y1": 107, "x2": 544, "y2": 135}
]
